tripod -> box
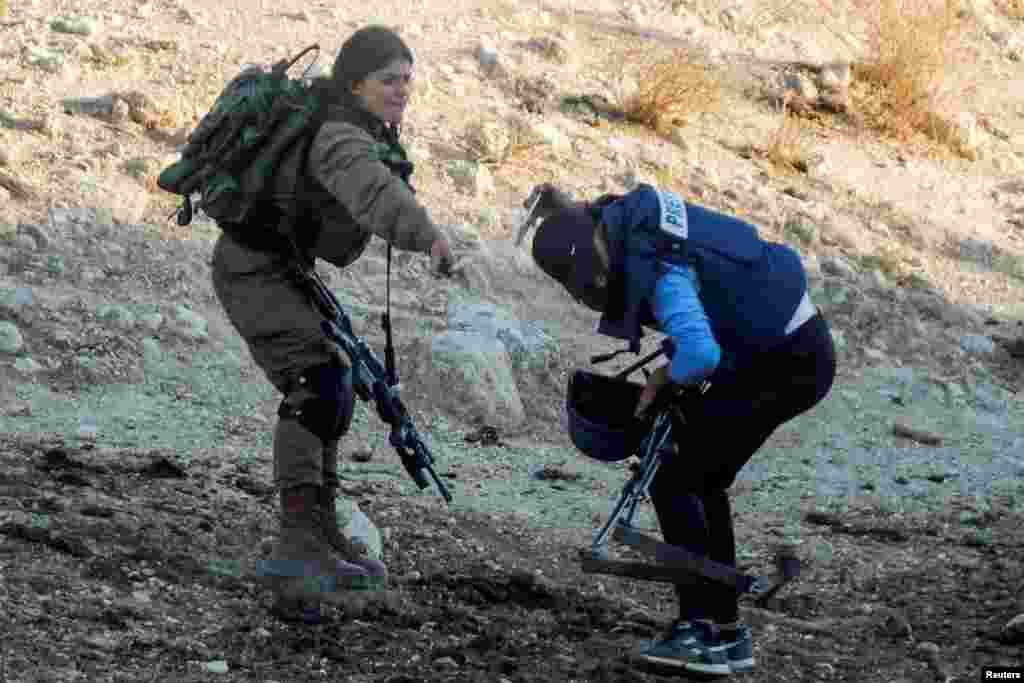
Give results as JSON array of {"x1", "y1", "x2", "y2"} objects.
[{"x1": 577, "y1": 345, "x2": 799, "y2": 602}]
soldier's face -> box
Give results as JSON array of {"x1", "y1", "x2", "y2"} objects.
[{"x1": 352, "y1": 59, "x2": 414, "y2": 125}]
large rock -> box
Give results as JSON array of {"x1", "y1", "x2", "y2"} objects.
[
  {"x1": 405, "y1": 330, "x2": 525, "y2": 430},
  {"x1": 447, "y1": 301, "x2": 556, "y2": 370}
]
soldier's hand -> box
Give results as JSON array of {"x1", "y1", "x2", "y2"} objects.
[{"x1": 430, "y1": 237, "x2": 455, "y2": 277}]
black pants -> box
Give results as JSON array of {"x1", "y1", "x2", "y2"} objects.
[{"x1": 650, "y1": 314, "x2": 836, "y2": 623}]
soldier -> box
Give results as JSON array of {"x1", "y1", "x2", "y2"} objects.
[
  {"x1": 528, "y1": 183, "x2": 836, "y2": 676},
  {"x1": 210, "y1": 26, "x2": 453, "y2": 617}
]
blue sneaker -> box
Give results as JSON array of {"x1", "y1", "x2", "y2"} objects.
[
  {"x1": 721, "y1": 624, "x2": 755, "y2": 673},
  {"x1": 637, "y1": 620, "x2": 731, "y2": 676}
]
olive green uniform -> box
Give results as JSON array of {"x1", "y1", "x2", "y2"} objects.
[{"x1": 211, "y1": 104, "x2": 442, "y2": 490}]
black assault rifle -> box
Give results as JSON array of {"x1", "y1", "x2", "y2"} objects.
[{"x1": 291, "y1": 263, "x2": 453, "y2": 504}]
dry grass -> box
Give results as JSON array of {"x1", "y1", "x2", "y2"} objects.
[
  {"x1": 478, "y1": 0, "x2": 551, "y2": 32},
  {"x1": 846, "y1": 0, "x2": 970, "y2": 154},
  {"x1": 862, "y1": 241, "x2": 913, "y2": 279},
  {"x1": 994, "y1": 0, "x2": 1024, "y2": 20},
  {"x1": 762, "y1": 100, "x2": 815, "y2": 173},
  {"x1": 0, "y1": 0, "x2": 8, "y2": 18},
  {"x1": 613, "y1": 47, "x2": 720, "y2": 136}
]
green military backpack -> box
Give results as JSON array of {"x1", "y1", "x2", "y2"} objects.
[{"x1": 157, "y1": 45, "x2": 322, "y2": 228}]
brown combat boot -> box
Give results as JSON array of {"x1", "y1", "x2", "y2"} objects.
[
  {"x1": 319, "y1": 484, "x2": 389, "y2": 582},
  {"x1": 257, "y1": 485, "x2": 374, "y2": 620}
]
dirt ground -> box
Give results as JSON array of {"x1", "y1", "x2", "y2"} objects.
[{"x1": 1, "y1": 430, "x2": 1021, "y2": 683}]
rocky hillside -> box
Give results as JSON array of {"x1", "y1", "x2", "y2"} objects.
[{"x1": 1, "y1": 0, "x2": 1023, "y2": 681}]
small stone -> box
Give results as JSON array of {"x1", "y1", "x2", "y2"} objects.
[
  {"x1": 177, "y1": 8, "x2": 203, "y2": 25},
  {"x1": 868, "y1": 269, "x2": 888, "y2": 290},
  {"x1": 622, "y1": 4, "x2": 644, "y2": 23},
  {"x1": 350, "y1": 448, "x2": 373, "y2": 463},
  {"x1": 782, "y1": 72, "x2": 819, "y2": 102},
  {"x1": 2, "y1": 399, "x2": 32, "y2": 417},
  {"x1": 820, "y1": 255, "x2": 857, "y2": 279},
  {"x1": 63, "y1": 95, "x2": 116, "y2": 119},
  {"x1": 13, "y1": 357, "x2": 43, "y2": 374},
  {"x1": 204, "y1": 660, "x2": 229, "y2": 674},
  {"x1": 138, "y1": 312, "x2": 164, "y2": 332},
  {"x1": 892, "y1": 422, "x2": 943, "y2": 446},
  {"x1": 51, "y1": 17, "x2": 98, "y2": 36},
  {"x1": 475, "y1": 165, "x2": 495, "y2": 197},
  {"x1": 814, "y1": 662, "x2": 835, "y2": 677},
  {"x1": 109, "y1": 98, "x2": 131, "y2": 123},
  {"x1": 959, "y1": 334, "x2": 996, "y2": 355},
  {"x1": 1, "y1": 287, "x2": 34, "y2": 310},
  {"x1": 818, "y1": 62, "x2": 851, "y2": 92},
  {"x1": 96, "y1": 305, "x2": 136, "y2": 331},
  {"x1": 530, "y1": 122, "x2": 571, "y2": 152},
  {"x1": 524, "y1": 36, "x2": 569, "y2": 64},
  {"x1": 433, "y1": 656, "x2": 458, "y2": 669},
  {"x1": 172, "y1": 305, "x2": 208, "y2": 340},
  {"x1": 25, "y1": 46, "x2": 65, "y2": 72},
  {"x1": 475, "y1": 41, "x2": 509, "y2": 80},
  {"x1": 0, "y1": 321, "x2": 24, "y2": 354},
  {"x1": 1004, "y1": 614, "x2": 1024, "y2": 643},
  {"x1": 84, "y1": 634, "x2": 119, "y2": 652}
]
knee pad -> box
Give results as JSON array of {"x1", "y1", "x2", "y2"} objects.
[{"x1": 277, "y1": 361, "x2": 355, "y2": 445}]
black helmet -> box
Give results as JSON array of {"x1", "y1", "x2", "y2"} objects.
[
  {"x1": 566, "y1": 370, "x2": 646, "y2": 461},
  {"x1": 531, "y1": 208, "x2": 608, "y2": 311}
]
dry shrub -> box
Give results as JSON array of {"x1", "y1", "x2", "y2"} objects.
[
  {"x1": 762, "y1": 99, "x2": 814, "y2": 173},
  {"x1": 465, "y1": 119, "x2": 512, "y2": 163},
  {"x1": 848, "y1": 0, "x2": 969, "y2": 153},
  {"x1": 615, "y1": 47, "x2": 720, "y2": 136},
  {"x1": 994, "y1": 0, "x2": 1024, "y2": 19}
]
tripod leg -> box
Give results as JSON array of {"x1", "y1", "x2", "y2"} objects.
[
  {"x1": 589, "y1": 483, "x2": 639, "y2": 555},
  {"x1": 588, "y1": 414, "x2": 671, "y2": 554}
]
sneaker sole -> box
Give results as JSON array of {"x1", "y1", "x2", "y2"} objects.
[
  {"x1": 729, "y1": 656, "x2": 756, "y2": 673},
  {"x1": 638, "y1": 654, "x2": 731, "y2": 676}
]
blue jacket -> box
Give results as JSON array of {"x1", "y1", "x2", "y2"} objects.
[{"x1": 596, "y1": 184, "x2": 807, "y2": 383}]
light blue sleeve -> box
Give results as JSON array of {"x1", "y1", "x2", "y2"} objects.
[{"x1": 652, "y1": 263, "x2": 721, "y2": 385}]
